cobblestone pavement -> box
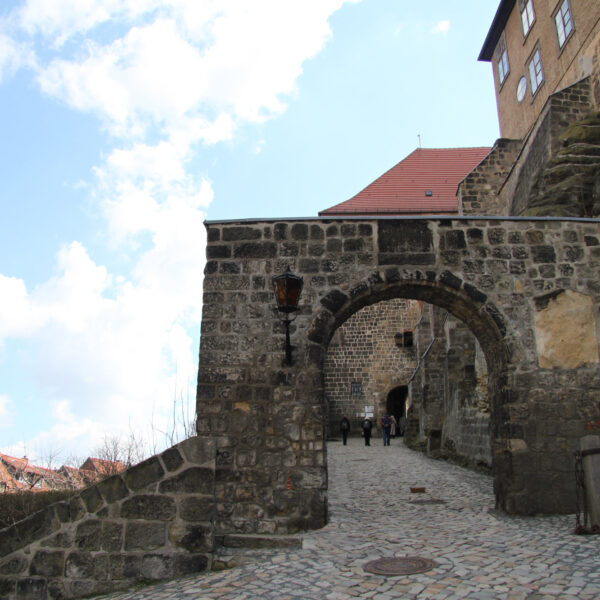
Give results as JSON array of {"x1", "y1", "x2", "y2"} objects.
[{"x1": 100, "y1": 438, "x2": 600, "y2": 600}]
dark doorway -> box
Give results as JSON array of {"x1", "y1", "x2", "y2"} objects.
[{"x1": 387, "y1": 386, "x2": 408, "y2": 436}]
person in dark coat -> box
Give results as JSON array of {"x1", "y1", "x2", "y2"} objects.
[
  {"x1": 340, "y1": 416, "x2": 350, "y2": 445},
  {"x1": 380, "y1": 413, "x2": 392, "y2": 446},
  {"x1": 362, "y1": 418, "x2": 372, "y2": 446}
]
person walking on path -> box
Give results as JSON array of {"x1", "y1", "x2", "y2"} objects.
[
  {"x1": 390, "y1": 414, "x2": 398, "y2": 438},
  {"x1": 340, "y1": 416, "x2": 350, "y2": 445},
  {"x1": 380, "y1": 413, "x2": 392, "y2": 446},
  {"x1": 362, "y1": 418, "x2": 372, "y2": 446}
]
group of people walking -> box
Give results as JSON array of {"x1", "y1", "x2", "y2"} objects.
[{"x1": 339, "y1": 413, "x2": 405, "y2": 446}]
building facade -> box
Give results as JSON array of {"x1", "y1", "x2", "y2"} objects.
[{"x1": 480, "y1": 0, "x2": 600, "y2": 140}]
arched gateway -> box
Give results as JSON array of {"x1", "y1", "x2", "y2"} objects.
[{"x1": 198, "y1": 216, "x2": 600, "y2": 533}]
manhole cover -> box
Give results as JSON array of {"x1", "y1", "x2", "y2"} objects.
[
  {"x1": 408, "y1": 499, "x2": 446, "y2": 505},
  {"x1": 363, "y1": 556, "x2": 437, "y2": 576}
]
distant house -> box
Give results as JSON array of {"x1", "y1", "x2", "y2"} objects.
[
  {"x1": 319, "y1": 147, "x2": 491, "y2": 216},
  {"x1": 56, "y1": 465, "x2": 87, "y2": 490},
  {"x1": 0, "y1": 454, "x2": 127, "y2": 493},
  {"x1": 79, "y1": 457, "x2": 127, "y2": 485},
  {"x1": 0, "y1": 454, "x2": 67, "y2": 492}
]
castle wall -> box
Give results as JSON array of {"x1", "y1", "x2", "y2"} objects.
[
  {"x1": 459, "y1": 139, "x2": 522, "y2": 216},
  {"x1": 324, "y1": 298, "x2": 420, "y2": 437},
  {"x1": 0, "y1": 438, "x2": 216, "y2": 600},
  {"x1": 500, "y1": 78, "x2": 593, "y2": 216},
  {"x1": 198, "y1": 216, "x2": 600, "y2": 521}
]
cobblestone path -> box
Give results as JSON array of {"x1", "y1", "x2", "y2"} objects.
[{"x1": 100, "y1": 437, "x2": 600, "y2": 599}]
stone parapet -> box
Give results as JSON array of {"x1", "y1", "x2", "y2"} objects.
[{"x1": 0, "y1": 437, "x2": 216, "y2": 600}]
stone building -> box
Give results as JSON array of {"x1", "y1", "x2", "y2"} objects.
[
  {"x1": 319, "y1": 148, "x2": 494, "y2": 453},
  {"x1": 2, "y1": 2, "x2": 600, "y2": 598}
]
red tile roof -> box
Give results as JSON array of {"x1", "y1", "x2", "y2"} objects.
[{"x1": 319, "y1": 147, "x2": 491, "y2": 216}]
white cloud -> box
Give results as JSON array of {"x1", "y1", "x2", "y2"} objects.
[
  {"x1": 431, "y1": 20, "x2": 450, "y2": 35},
  {"x1": 0, "y1": 0, "x2": 356, "y2": 460},
  {"x1": 17, "y1": 0, "x2": 162, "y2": 46},
  {"x1": 0, "y1": 33, "x2": 35, "y2": 83},
  {"x1": 0, "y1": 394, "x2": 10, "y2": 419}
]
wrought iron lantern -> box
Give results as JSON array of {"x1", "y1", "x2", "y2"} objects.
[{"x1": 272, "y1": 266, "x2": 304, "y2": 365}]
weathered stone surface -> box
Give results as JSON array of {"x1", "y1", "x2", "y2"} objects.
[
  {"x1": 534, "y1": 289, "x2": 599, "y2": 368},
  {"x1": 75, "y1": 520, "x2": 102, "y2": 551},
  {"x1": 173, "y1": 553, "x2": 209, "y2": 576},
  {"x1": 16, "y1": 578, "x2": 46, "y2": 600},
  {"x1": 80, "y1": 486, "x2": 103, "y2": 513},
  {"x1": 121, "y1": 496, "x2": 176, "y2": 521},
  {"x1": 124, "y1": 522, "x2": 166, "y2": 551},
  {"x1": 125, "y1": 457, "x2": 165, "y2": 492},
  {"x1": 158, "y1": 468, "x2": 214, "y2": 494},
  {"x1": 179, "y1": 437, "x2": 215, "y2": 465},
  {"x1": 100, "y1": 521, "x2": 123, "y2": 552},
  {"x1": 30, "y1": 551, "x2": 64, "y2": 577},
  {"x1": 97, "y1": 475, "x2": 129, "y2": 504},
  {"x1": 0, "y1": 556, "x2": 28, "y2": 575},
  {"x1": 378, "y1": 220, "x2": 433, "y2": 253},
  {"x1": 169, "y1": 524, "x2": 214, "y2": 552},
  {"x1": 160, "y1": 447, "x2": 184, "y2": 472},
  {"x1": 14, "y1": 509, "x2": 59, "y2": 554},
  {"x1": 179, "y1": 497, "x2": 215, "y2": 521},
  {"x1": 141, "y1": 554, "x2": 173, "y2": 580},
  {"x1": 65, "y1": 552, "x2": 95, "y2": 579}
]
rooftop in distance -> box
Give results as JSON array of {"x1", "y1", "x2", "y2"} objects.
[{"x1": 319, "y1": 147, "x2": 492, "y2": 216}]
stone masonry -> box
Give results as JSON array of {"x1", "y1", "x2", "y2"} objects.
[
  {"x1": 2, "y1": 214, "x2": 600, "y2": 600},
  {"x1": 324, "y1": 298, "x2": 420, "y2": 437},
  {"x1": 198, "y1": 216, "x2": 600, "y2": 522},
  {"x1": 406, "y1": 304, "x2": 491, "y2": 468},
  {"x1": 0, "y1": 437, "x2": 216, "y2": 600}
]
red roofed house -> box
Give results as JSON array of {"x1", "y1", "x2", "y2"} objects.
[
  {"x1": 0, "y1": 454, "x2": 127, "y2": 493},
  {"x1": 319, "y1": 147, "x2": 491, "y2": 217},
  {"x1": 0, "y1": 453, "x2": 68, "y2": 492},
  {"x1": 79, "y1": 457, "x2": 127, "y2": 485}
]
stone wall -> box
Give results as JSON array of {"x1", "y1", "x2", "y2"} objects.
[
  {"x1": 500, "y1": 78, "x2": 593, "y2": 216},
  {"x1": 324, "y1": 298, "x2": 420, "y2": 436},
  {"x1": 405, "y1": 304, "x2": 490, "y2": 466},
  {"x1": 459, "y1": 139, "x2": 522, "y2": 216},
  {"x1": 0, "y1": 437, "x2": 216, "y2": 600},
  {"x1": 199, "y1": 216, "x2": 600, "y2": 517}
]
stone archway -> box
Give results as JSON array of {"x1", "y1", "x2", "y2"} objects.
[
  {"x1": 386, "y1": 385, "x2": 407, "y2": 436},
  {"x1": 198, "y1": 216, "x2": 600, "y2": 527},
  {"x1": 307, "y1": 275, "x2": 512, "y2": 509}
]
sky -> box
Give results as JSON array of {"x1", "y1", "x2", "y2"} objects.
[{"x1": 0, "y1": 0, "x2": 500, "y2": 466}]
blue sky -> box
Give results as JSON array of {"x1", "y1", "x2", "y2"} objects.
[{"x1": 0, "y1": 0, "x2": 500, "y2": 465}]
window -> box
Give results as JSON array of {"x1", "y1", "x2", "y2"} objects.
[
  {"x1": 498, "y1": 47, "x2": 510, "y2": 85},
  {"x1": 555, "y1": 0, "x2": 574, "y2": 48},
  {"x1": 528, "y1": 48, "x2": 544, "y2": 95},
  {"x1": 351, "y1": 382, "x2": 361, "y2": 396},
  {"x1": 495, "y1": 36, "x2": 510, "y2": 87},
  {"x1": 516, "y1": 76, "x2": 527, "y2": 102},
  {"x1": 521, "y1": 0, "x2": 535, "y2": 36},
  {"x1": 394, "y1": 331, "x2": 413, "y2": 348}
]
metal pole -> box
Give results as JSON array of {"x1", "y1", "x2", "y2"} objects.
[{"x1": 285, "y1": 317, "x2": 292, "y2": 365}]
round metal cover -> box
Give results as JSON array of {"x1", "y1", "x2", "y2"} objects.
[{"x1": 363, "y1": 556, "x2": 437, "y2": 576}]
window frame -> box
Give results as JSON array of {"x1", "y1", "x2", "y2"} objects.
[
  {"x1": 528, "y1": 47, "x2": 544, "y2": 97},
  {"x1": 554, "y1": 0, "x2": 574, "y2": 49},
  {"x1": 520, "y1": 0, "x2": 536, "y2": 37},
  {"x1": 498, "y1": 47, "x2": 510, "y2": 86},
  {"x1": 495, "y1": 34, "x2": 510, "y2": 89}
]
